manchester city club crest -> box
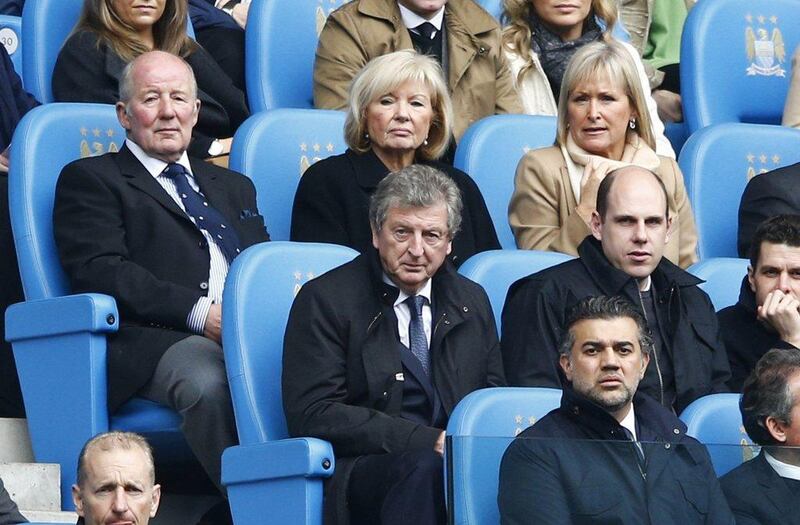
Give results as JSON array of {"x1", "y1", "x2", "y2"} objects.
[{"x1": 744, "y1": 14, "x2": 786, "y2": 77}]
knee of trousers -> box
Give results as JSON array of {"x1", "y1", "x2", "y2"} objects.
[
  {"x1": 173, "y1": 361, "x2": 232, "y2": 411},
  {"x1": 392, "y1": 449, "x2": 444, "y2": 485}
]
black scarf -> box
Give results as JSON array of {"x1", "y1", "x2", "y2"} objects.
[{"x1": 530, "y1": 15, "x2": 603, "y2": 101}]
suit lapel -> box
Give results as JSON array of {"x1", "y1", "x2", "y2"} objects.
[
  {"x1": 756, "y1": 453, "x2": 796, "y2": 517},
  {"x1": 116, "y1": 145, "x2": 193, "y2": 223}
]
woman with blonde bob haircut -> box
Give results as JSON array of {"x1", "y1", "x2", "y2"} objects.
[
  {"x1": 501, "y1": 0, "x2": 674, "y2": 157},
  {"x1": 52, "y1": 0, "x2": 249, "y2": 159},
  {"x1": 509, "y1": 40, "x2": 698, "y2": 268},
  {"x1": 293, "y1": 50, "x2": 499, "y2": 266}
]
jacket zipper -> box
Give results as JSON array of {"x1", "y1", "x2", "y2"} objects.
[{"x1": 639, "y1": 289, "x2": 665, "y2": 406}]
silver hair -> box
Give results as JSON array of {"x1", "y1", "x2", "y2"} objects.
[
  {"x1": 118, "y1": 51, "x2": 198, "y2": 108},
  {"x1": 369, "y1": 164, "x2": 462, "y2": 236}
]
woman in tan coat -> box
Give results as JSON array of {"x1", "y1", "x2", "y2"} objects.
[{"x1": 509, "y1": 40, "x2": 698, "y2": 268}]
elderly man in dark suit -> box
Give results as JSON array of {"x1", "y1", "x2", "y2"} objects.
[
  {"x1": 283, "y1": 164, "x2": 505, "y2": 525},
  {"x1": 53, "y1": 50, "x2": 269, "y2": 513},
  {"x1": 720, "y1": 348, "x2": 800, "y2": 525}
]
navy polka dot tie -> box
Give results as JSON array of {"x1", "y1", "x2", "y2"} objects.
[
  {"x1": 162, "y1": 163, "x2": 241, "y2": 263},
  {"x1": 405, "y1": 295, "x2": 430, "y2": 376}
]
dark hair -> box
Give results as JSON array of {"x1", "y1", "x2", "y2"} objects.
[
  {"x1": 741, "y1": 348, "x2": 800, "y2": 446},
  {"x1": 595, "y1": 166, "x2": 669, "y2": 221},
  {"x1": 558, "y1": 295, "x2": 652, "y2": 356},
  {"x1": 748, "y1": 214, "x2": 800, "y2": 268},
  {"x1": 369, "y1": 164, "x2": 462, "y2": 237}
]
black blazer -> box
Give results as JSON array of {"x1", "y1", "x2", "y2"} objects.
[
  {"x1": 290, "y1": 148, "x2": 500, "y2": 267},
  {"x1": 52, "y1": 31, "x2": 249, "y2": 158},
  {"x1": 738, "y1": 162, "x2": 800, "y2": 257},
  {"x1": 0, "y1": 44, "x2": 38, "y2": 152},
  {"x1": 53, "y1": 144, "x2": 269, "y2": 410},
  {"x1": 720, "y1": 451, "x2": 800, "y2": 525}
]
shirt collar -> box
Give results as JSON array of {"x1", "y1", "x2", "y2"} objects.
[
  {"x1": 398, "y1": 3, "x2": 445, "y2": 31},
  {"x1": 619, "y1": 404, "x2": 637, "y2": 441},
  {"x1": 382, "y1": 272, "x2": 433, "y2": 307},
  {"x1": 126, "y1": 139, "x2": 193, "y2": 179},
  {"x1": 765, "y1": 450, "x2": 800, "y2": 480}
]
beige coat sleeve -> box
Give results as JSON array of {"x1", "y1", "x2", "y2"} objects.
[
  {"x1": 783, "y1": 46, "x2": 800, "y2": 128},
  {"x1": 661, "y1": 157, "x2": 698, "y2": 268},
  {"x1": 313, "y1": 9, "x2": 369, "y2": 110},
  {"x1": 508, "y1": 150, "x2": 590, "y2": 255}
]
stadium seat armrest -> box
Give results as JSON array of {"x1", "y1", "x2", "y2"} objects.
[
  {"x1": 5, "y1": 293, "x2": 119, "y2": 341},
  {"x1": 222, "y1": 438, "x2": 335, "y2": 483}
]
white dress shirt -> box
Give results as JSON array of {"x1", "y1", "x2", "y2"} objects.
[
  {"x1": 383, "y1": 274, "x2": 433, "y2": 349},
  {"x1": 398, "y1": 3, "x2": 445, "y2": 36},
  {"x1": 765, "y1": 450, "x2": 800, "y2": 480},
  {"x1": 126, "y1": 139, "x2": 228, "y2": 334}
]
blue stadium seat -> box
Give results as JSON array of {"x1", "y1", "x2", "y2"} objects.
[
  {"x1": 680, "y1": 393, "x2": 757, "y2": 477},
  {"x1": 688, "y1": 258, "x2": 750, "y2": 311},
  {"x1": 245, "y1": 0, "x2": 349, "y2": 112},
  {"x1": 678, "y1": 123, "x2": 800, "y2": 259},
  {"x1": 0, "y1": 14, "x2": 22, "y2": 77},
  {"x1": 446, "y1": 387, "x2": 562, "y2": 525},
  {"x1": 21, "y1": 0, "x2": 194, "y2": 103},
  {"x1": 458, "y1": 249, "x2": 572, "y2": 332},
  {"x1": 454, "y1": 115, "x2": 557, "y2": 249},
  {"x1": 4, "y1": 103, "x2": 191, "y2": 509},
  {"x1": 681, "y1": 0, "x2": 800, "y2": 134},
  {"x1": 228, "y1": 108, "x2": 347, "y2": 241},
  {"x1": 221, "y1": 241, "x2": 358, "y2": 525}
]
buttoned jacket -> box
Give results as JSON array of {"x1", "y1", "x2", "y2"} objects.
[{"x1": 54, "y1": 145, "x2": 269, "y2": 410}]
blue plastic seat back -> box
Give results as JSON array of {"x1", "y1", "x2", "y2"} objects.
[
  {"x1": 681, "y1": 0, "x2": 800, "y2": 134},
  {"x1": 446, "y1": 387, "x2": 562, "y2": 525},
  {"x1": 245, "y1": 0, "x2": 350, "y2": 112},
  {"x1": 222, "y1": 241, "x2": 359, "y2": 445},
  {"x1": 229, "y1": 108, "x2": 347, "y2": 241},
  {"x1": 680, "y1": 393, "x2": 758, "y2": 477},
  {"x1": 458, "y1": 249, "x2": 572, "y2": 332},
  {"x1": 21, "y1": 0, "x2": 82, "y2": 103},
  {"x1": 9, "y1": 103, "x2": 125, "y2": 300},
  {"x1": 678, "y1": 123, "x2": 800, "y2": 259},
  {"x1": 688, "y1": 258, "x2": 750, "y2": 311},
  {"x1": 454, "y1": 115, "x2": 557, "y2": 249},
  {"x1": 0, "y1": 14, "x2": 22, "y2": 77}
]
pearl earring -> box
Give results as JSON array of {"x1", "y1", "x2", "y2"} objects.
[{"x1": 629, "y1": 119, "x2": 636, "y2": 130}]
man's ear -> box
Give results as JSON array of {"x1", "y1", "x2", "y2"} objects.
[
  {"x1": 559, "y1": 353, "x2": 573, "y2": 382},
  {"x1": 116, "y1": 102, "x2": 131, "y2": 131},
  {"x1": 150, "y1": 484, "x2": 162, "y2": 517},
  {"x1": 371, "y1": 226, "x2": 380, "y2": 250},
  {"x1": 71, "y1": 484, "x2": 85, "y2": 517},
  {"x1": 590, "y1": 211, "x2": 603, "y2": 241},
  {"x1": 765, "y1": 416, "x2": 789, "y2": 444},
  {"x1": 747, "y1": 265, "x2": 757, "y2": 294},
  {"x1": 664, "y1": 215, "x2": 673, "y2": 244}
]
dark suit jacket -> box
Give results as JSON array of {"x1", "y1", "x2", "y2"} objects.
[
  {"x1": 290, "y1": 148, "x2": 500, "y2": 267},
  {"x1": 53, "y1": 144, "x2": 269, "y2": 410},
  {"x1": 0, "y1": 0, "x2": 21, "y2": 15},
  {"x1": 738, "y1": 162, "x2": 800, "y2": 257},
  {"x1": 720, "y1": 451, "x2": 800, "y2": 525},
  {"x1": 0, "y1": 45, "x2": 38, "y2": 152},
  {"x1": 188, "y1": 0, "x2": 240, "y2": 31},
  {"x1": 499, "y1": 389, "x2": 734, "y2": 525},
  {"x1": 0, "y1": 478, "x2": 26, "y2": 525},
  {"x1": 51, "y1": 31, "x2": 249, "y2": 158},
  {"x1": 282, "y1": 250, "x2": 505, "y2": 521}
]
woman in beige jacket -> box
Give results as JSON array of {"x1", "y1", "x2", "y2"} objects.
[{"x1": 509, "y1": 40, "x2": 698, "y2": 268}]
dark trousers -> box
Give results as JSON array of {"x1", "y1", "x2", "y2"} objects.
[
  {"x1": 138, "y1": 335, "x2": 238, "y2": 495},
  {"x1": 0, "y1": 174, "x2": 24, "y2": 418},
  {"x1": 348, "y1": 449, "x2": 446, "y2": 525}
]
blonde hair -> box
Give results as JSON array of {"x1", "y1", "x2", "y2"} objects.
[
  {"x1": 501, "y1": 0, "x2": 617, "y2": 86},
  {"x1": 555, "y1": 40, "x2": 655, "y2": 150},
  {"x1": 75, "y1": 0, "x2": 196, "y2": 62},
  {"x1": 344, "y1": 50, "x2": 453, "y2": 161}
]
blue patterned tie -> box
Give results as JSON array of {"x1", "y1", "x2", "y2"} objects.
[
  {"x1": 162, "y1": 163, "x2": 241, "y2": 263},
  {"x1": 405, "y1": 295, "x2": 430, "y2": 376}
]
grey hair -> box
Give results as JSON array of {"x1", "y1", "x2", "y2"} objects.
[
  {"x1": 558, "y1": 295, "x2": 652, "y2": 356},
  {"x1": 118, "y1": 50, "x2": 198, "y2": 106},
  {"x1": 77, "y1": 431, "x2": 155, "y2": 487},
  {"x1": 369, "y1": 164, "x2": 462, "y2": 236},
  {"x1": 741, "y1": 348, "x2": 800, "y2": 446}
]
